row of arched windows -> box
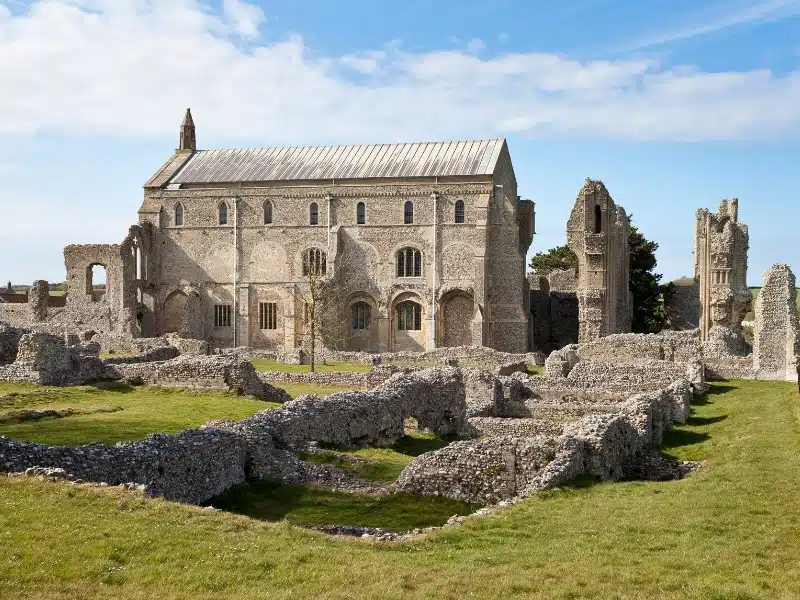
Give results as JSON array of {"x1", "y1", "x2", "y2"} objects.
[
  {"x1": 172, "y1": 200, "x2": 467, "y2": 227},
  {"x1": 351, "y1": 300, "x2": 422, "y2": 331},
  {"x1": 298, "y1": 247, "x2": 423, "y2": 279}
]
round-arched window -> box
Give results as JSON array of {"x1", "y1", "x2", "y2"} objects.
[
  {"x1": 218, "y1": 202, "x2": 229, "y2": 225},
  {"x1": 403, "y1": 201, "x2": 414, "y2": 224},
  {"x1": 454, "y1": 199, "x2": 465, "y2": 224},
  {"x1": 264, "y1": 200, "x2": 273, "y2": 225},
  {"x1": 352, "y1": 301, "x2": 370, "y2": 329},
  {"x1": 396, "y1": 247, "x2": 422, "y2": 277},
  {"x1": 396, "y1": 301, "x2": 422, "y2": 330},
  {"x1": 310, "y1": 202, "x2": 319, "y2": 225}
]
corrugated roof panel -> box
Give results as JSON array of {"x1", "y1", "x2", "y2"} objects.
[{"x1": 168, "y1": 138, "x2": 504, "y2": 184}]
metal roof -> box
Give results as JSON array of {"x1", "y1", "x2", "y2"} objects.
[{"x1": 168, "y1": 139, "x2": 505, "y2": 184}]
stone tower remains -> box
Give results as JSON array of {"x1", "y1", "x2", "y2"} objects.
[
  {"x1": 566, "y1": 179, "x2": 632, "y2": 342},
  {"x1": 179, "y1": 108, "x2": 196, "y2": 151},
  {"x1": 753, "y1": 264, "x2": 799, "y2": 380},
  {"x1": 694, "y1": 198, "x2": 750, "y2": 343}
]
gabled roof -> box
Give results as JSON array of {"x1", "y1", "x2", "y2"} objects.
[{"x1": 165, "y1": 139, "x2": 505, "y2": 185}]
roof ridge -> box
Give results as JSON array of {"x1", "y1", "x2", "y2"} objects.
[{"x1": 192, "y1": 138, "x2": 505, "y2": 153}]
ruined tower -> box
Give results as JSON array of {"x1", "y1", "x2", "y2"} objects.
[
  {"x1": 753, "y1": 264, "x2": 799, "y2": 380},
  {"x1": 179, "y1": 108, "x2": 196, "y2": 151},
  {"x1": 566, "y1": 179, "x2": 632, "y2": 342},
  {"x1": 694, "y1": 199, "x2": 750, "y2": 342}
]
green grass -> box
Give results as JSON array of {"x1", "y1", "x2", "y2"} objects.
[
  {"x1": 4, "y1": 380, "x2": 800, "y2": 598},
  {"x1": 0, "y1": 382, "x2": 279, "y2": 446},
  {"x1": 264, "y1": 381, "x2": 364, "y2": 399},
  {"x1": 209, "y1": 481, "x2": 477, "y2": 531},
  {"x1": 249, "y1": 358, "x2": 372, "y2": 374},
  {"x1": 300, "y1": 429, "x2": 455, "y2": 483}
]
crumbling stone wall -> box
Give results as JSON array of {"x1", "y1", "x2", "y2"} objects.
[
  {"x1": 528, "y1": 270, "x2": 579, "y2": 352},
  {"x1": 0, "y1": 333, "x2": 106, "y2": 385},
  {"x1": 566, "y1": 179, "x2": 632, "y2": 342},
  {"x1": 694, "y1": 198, "x2": 751, "y2": 342},
  {"x1": 664, "y1": 276, "x2": 701, "y2": 330},
  {"x1": 0, "y1": 428, "x2": 245, "y2": 504},
  {"x1": 753, "y1": 264, "x2": 800, "y2": 380},
  {"x1": 27, "y1": 280, "x2": 50, "y2": 322}
]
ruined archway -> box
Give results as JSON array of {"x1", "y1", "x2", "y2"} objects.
[
  {"x1": 439, "y1": 290, "x2": 473, "y2": 347},
  {"x1": 162, "y1": 290, "x2": 188, "y2": 334}
]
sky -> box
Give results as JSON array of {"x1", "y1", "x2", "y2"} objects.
[{"x1": 0, "y1": 0, "x2": 798, "y2": 286}]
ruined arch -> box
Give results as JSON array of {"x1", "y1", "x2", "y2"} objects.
[
  {"x1": 439, "y1": 289, "x2": 473, "y2": 347},
  {"x1": 162, "y1": 289, "x2": 188, "y2": 334}
]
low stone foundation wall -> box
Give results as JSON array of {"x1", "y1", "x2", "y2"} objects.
[
  {"x1": 0, "y1": 333, "x2": 107, "y2": 385},
  {"x1": 103, "y1": 346, "x2": 180, "y2": 364},
  {"x1": 109, "y1": 356, "x2": 291, "y2": 403},
  {"x1": 0, "y1": 427, "x2": 246, "y2": 504}
]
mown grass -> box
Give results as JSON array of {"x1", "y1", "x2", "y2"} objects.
[
  {"x1": 0, "y1": 382, "x2": 278, "y2": 446},
  {"x1": 264, "y1": 381, "x2": 364, "y2": 399},
  {"x1": 210, "y1": 481, "x2": 477, "y2": 531},
  {"x1": 249, "y1": 358, "x2": 372, "y2": 374},
  {"x1": 3, "y1": 380, "x2": 800, "y2": 598}
]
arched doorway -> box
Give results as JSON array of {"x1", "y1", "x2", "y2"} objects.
[
  {"x1": 162, "y1": 290, "x2": 188, "y2": 334},
  {"x1": 439, "y1": 291, "x2": 473, "y2": 347}
]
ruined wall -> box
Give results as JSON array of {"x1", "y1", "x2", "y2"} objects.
[
  {"x1": 528, "y1": 269, "x2": 580, "y2": 352},
  {"x1": 664, "y1": 277, "x2": 701, "y2": 330},
  {"x1": 694, "y1": 198, "x2": 750, "y2": 342},
  {"x1": 753, "y1": 264, "x2": 800, "y2": 380},
  {"x1": 566, "y1": 179, "x2": 631, "y2": 343}
]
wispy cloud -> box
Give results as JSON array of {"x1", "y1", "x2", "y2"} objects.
[
  {"x1": 622, "y1": 0, "x2": 800, "y2": 50},
  {"x1": 0, "y1": 0, "x2": 797, "y2": 143}
]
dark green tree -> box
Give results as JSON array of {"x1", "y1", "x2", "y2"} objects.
[
  {"x1": 528, "y1": 245, "x2": 578, "y2": 276},
  {"x1": 628, "y1": 224, "x2": 673, "y2": 333}
]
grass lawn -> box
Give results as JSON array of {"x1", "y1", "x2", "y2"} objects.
[
  {"x1": 0, "y1": 382, "x2": 278, "y2": 446},
  {"x1": 249, "y1": 358, "x2": 372, "y2": 374},
  {"x1": 4, "y1": 380, "x2": 800, "y2": 598}
]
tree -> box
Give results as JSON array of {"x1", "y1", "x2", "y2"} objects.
[
  {"x1": 527, "y1": 225, "x2": 672, "y2": 334},
  {"x1": 290, "y1": 249, "x2": 357, "y2": 372},
  {"x1": 629, "y1": 225, "x2": 673, "y2": 333},
  {"x1": 528, "y1": 245, "x2": 578, "y2": 276}
]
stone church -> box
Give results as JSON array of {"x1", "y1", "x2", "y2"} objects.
[{"x1": 115, "y1": 110, "x2": 534, "y2": 353}]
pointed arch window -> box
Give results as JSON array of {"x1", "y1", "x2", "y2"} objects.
[
  {"x1": 357, "y1": 202, "x2": 366, "y2": 225},
  {"x1": 218, "y1": 202, "x2": 229, "y2": 225},
  {"x1": 174, "y1": 203, "x2": 184, "y2": 227},
  {"x1": 264, "y1": 200, "x2": 273, "y2": 225},
  {"x1": 454, "y1": 199, "x2": 465, "y2": 224},
  {"x1": 310, "y1": 202, "x2": 319, "y2": 225},
  {"x1": 396, "y1": 247, "x2": 422, "y2": 278},
  {"x1": 404, "y1": 200, "x2": 414, "y2": 224},
  {"x1": 302, "y1": 248, "x2": 327, "y2": 276}
]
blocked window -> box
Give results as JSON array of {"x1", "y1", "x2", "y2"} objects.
[
  {"x1": 310, "y1": 202, "x2": 319, "y2": 225},
  {"x1": 352, "y1": 301, "x2": 370, "y2": 330},
  {"x1": 214, "y1": 304, "x2": 232, "y2": 327},
  {"x1": 396, "y1": 301, "x2": 422, "y2": 330},
  {"x1": 264, "y1": 201, "x2": 273, "y2": 225},
  {"x1": 357, "y1": 202, "x2": 366, "y2": 225},
  {"x1": 404, "y1": 200, "x2": 414, "y2": 224},
  {"x1": 174, "y1": 203, "x2": 184, "y2": 226},
  {"x1": 259, "y1": 302, "x2": 277, "y2": 330},
  {"x1": 396, "y1": 247, "x2": 422, "y2": 278},
  {"x1": 219, "y1": 202, "x2": 229, "y2": 225},
  {"x1": 455, "y1": 199, "x2": 465, "y2": 224},
  {"x1": 302, "y1": 248, "x2": 327, "y2": 276}
]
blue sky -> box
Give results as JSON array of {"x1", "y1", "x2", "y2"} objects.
[{"x1": 0, "y1": 0, "x2": 798, "y2": 286}]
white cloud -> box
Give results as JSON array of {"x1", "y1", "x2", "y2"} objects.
[
  {"x1": 222, "y1": 0, "x2": 264, "y2": 38},
  {"x1": 466, "y1": 38, "x2": 485, "y2": 53},
  {"x1": 0, "y1": 0, "x2": 797, "y2": 143},
  {"x1": 623, "y1": 0, "x2": 800, "y2": 50}
]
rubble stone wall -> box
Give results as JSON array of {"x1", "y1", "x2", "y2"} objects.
[{"x1": 753, "y1": 264, "x2": 800, "y2": 381}]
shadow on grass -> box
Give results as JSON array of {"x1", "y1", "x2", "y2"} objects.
[
  {"x1": 392, "y1": 434, "x2": 457, "y2": 457},
  {"x1": 687, "y1": 414, "x2": 728, "y2": 426},
  {"x1": 661, "y1": 428, "x2": 710, "y2": 450},
  {"x1": 87, "y1": 381, "x2": 138, "y2": 394},
  {"x1": 707, "y1": 384, "x2": 737, "y2": 396},
  {"x1": 208, "y1": 480, "x2": 479, "y2": 530}
]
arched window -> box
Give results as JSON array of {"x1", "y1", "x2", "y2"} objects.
[
  {"x1": 302, "y1": 248, "x2": 327, "y2": 276},
  {"x1": 396, "y1": 301, "x2": 422, "y2": 330},
  {"x1": 454, "y1": 200, "x2": 465, "y2": 224},
  {"x1": 264, "y1": 200, "x2": 273, "y2": 225},
  {"x1": 310, "y1": 202, "x2": 319, "y2": 225},
  {"x1": 404, "y1": 200, "x2": 414, "y2": 224},
  {"x1": 218, "y1": 202, "x2": 229, "y2": 225},
  {"x1": 352, "y1": 301, "x2": 370, "y2": 330},
  {"x1": 174, "y1": 203, "x2": 184, "y2": 227},
  {"x1": 356, "y1": 202, "x2": 366, "y2": 225},
  {"x1": 594, "y1": 204, "x2": 602, "y2": 234},
  {"x1": 396, "y1": 247, "x2": 422, "y2": 278}
]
